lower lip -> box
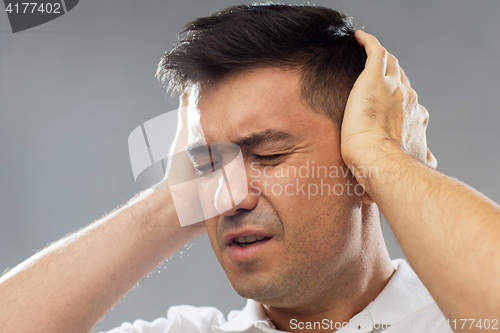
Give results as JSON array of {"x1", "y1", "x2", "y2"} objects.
[{"x1": 227, "y1": 238, "x2": 271, "y2": 261}]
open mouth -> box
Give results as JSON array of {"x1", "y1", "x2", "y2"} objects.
[{"x1": 233, "y1": 235, "x2": 271, "y2": 248}]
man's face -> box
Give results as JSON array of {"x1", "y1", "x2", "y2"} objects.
[{"x1": 187, "y1": 67, "x2": 366, "y2": 309}]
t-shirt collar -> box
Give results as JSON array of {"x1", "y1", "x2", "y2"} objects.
[{"x1": 213, "y1": 298, "x2": 277, "y2": 332}]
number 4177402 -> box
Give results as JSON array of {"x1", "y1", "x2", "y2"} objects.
[{"x1": 447, "y1": 319, "x2": 498, "y2": 330}]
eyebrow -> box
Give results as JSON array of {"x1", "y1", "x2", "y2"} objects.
[
  {"x1": 185, "y1": 129, "x2": 297, "y2": 159},
  {"x1": 234, "y1": 129, "x2": 296, "y2": 149}
]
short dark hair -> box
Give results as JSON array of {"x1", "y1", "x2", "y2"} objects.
[{"x1": 156, "y1": 3, "x2": 366, "y2": 128}]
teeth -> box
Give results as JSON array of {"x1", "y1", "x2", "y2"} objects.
[
  {"x1": 235, "y1": 235, "x2": 266, "y2": 244},
  {"x1": 246, "y1": 235, "x2": 257, "y2": 242}
]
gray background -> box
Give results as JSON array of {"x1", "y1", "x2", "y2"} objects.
[{"x1": 1, "y1": 1, "x2": 499, "y2": 332}]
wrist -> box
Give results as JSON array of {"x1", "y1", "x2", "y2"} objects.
[
  {"x1": 126, "y1": 185, "x2": 204, "y2": 254},
  {"x1": 343, "y1": 137, "x2": 409, "y2": 192}
]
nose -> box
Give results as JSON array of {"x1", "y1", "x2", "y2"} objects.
[
  {"x1": 213, "y1": 159, "x2": 257, "y2": 217},
  {"x1": 215, "y1": 180, "x2": 258, "y2": 216}
]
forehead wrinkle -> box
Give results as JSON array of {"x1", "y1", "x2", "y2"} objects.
[
  {"x1": 186, "y1": 129, "x2": 297, "y2": 156},
  {"x1": 196, "y1": 68, "x2": 307, "y2": 148}
]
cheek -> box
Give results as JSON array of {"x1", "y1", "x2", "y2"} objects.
[
  {"x1": 252, "y1": 163, "x2": 353, "y2": 215},
  {"x1": 205, "y1": 217, "x2": 221, "y2": 250},
  {"x1": 284, "y1": 200, "x2": 356, "y2": 267},
  {"x1": 254, "y1": 164, "x2": 358, "y2": 251}
]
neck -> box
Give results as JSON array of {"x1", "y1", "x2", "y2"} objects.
[{"x1": 263, "y1": 205, "x2": 394, "y2": 333}]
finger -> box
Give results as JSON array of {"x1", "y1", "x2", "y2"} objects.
[
  {"x1": 180, "y1": 85, "x2": 191, "y2": 107},
  {"x1": 426, "y1": 148, "x2": 438, "y2": 169},
  {"x1": 400, "y1": 67, "x2": 411, "y2": 87},
  {"x1": 180, "y1": 94, "x2": 189, "y2": 107},
  {"x1": 419, "y1": 104, "x2": 429, "y2": 128},
  {"x1": 354, "y1": 30, "x2": 387, "y2": 77},
  {"x1": 385, "y1": 53, "x2": 400, "y2": 78}
]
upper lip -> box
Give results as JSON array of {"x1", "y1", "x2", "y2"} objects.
[{"x1": 222, "y1": 229, "x2": 273, "y2": 245}]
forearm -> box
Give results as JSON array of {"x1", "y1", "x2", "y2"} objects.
[
  {"x1": 0, "y1": 186, "x2": 201, "y2": 333},
  {"x1": 358, "y1": 140, "x2": 500, "y2": 320}
]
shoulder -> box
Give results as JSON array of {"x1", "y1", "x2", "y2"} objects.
[{"x1": 100, "y1": 305, "x2": 227, "y2": 333}]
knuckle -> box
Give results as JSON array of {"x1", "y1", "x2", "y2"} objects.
[
  {"x1": 421, "y1": 106, "x2": 430, "y2": 125},
  {"x1": 423, "y1": 106, "x2": 429, "y2": 118},
  {"x1": 408, "y1": 88, "x2": 418, "y2": 102},
  {"x1": 376, "y1": 46, "x2": 388, "y2": 58},
  {"x1": 400, "y1": 68, "x2": 409, "y2": 81},
  {"x1": 423, "y1": 114, "x2": 429, "y2": 126},
  {"x1": 369, "y1": 33, "x2": 381, "y2": 44},
  {"x1": 393, "y1": 85, "x2": 404, "y2": 99},
  {"x1": 389, "y1": 53, "x2": 399, "y2": 65}
]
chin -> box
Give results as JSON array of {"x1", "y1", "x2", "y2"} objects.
[{"x1": 228, "y1": 272, "x2": 290, "y2": 305}]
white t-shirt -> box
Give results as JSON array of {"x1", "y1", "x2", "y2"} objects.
[{"x1": 101, "y1": 259, "x2": 452, "y2": 333}]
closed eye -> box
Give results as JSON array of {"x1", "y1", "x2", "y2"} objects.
[
  {"x1": 250, "y1": 154, "x2": 286, "y2": 165},
  {"x1": 254, "y1": 154, "x2": 283, "y2": 161}
]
